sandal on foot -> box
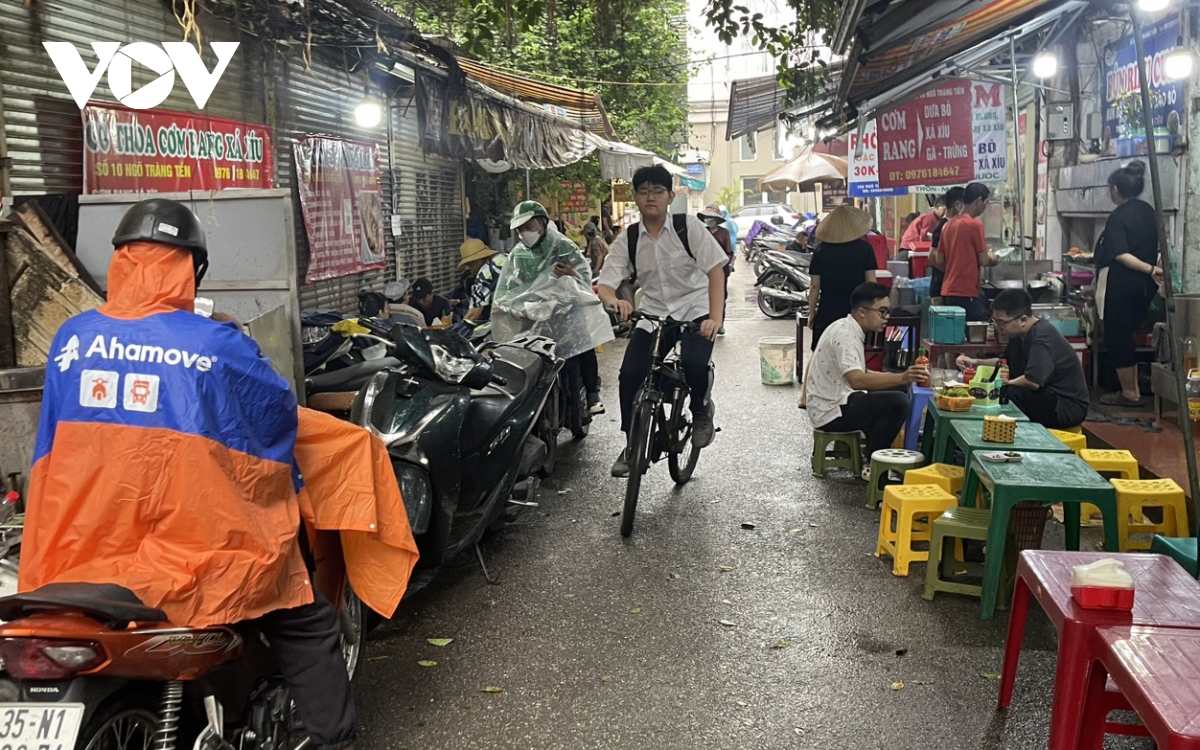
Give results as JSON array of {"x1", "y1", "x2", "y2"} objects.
[{"x1": 1099, "y1": 393, "x2": 1146, "y2": 407}]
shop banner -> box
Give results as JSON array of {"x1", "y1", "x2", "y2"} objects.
[
  {"x1": 848, "y1": 121, "x2": 909, "y2": 198},
  {"x1": 972, "y1": 82, "x2": 1008, "y2": 184},
  {"x1": 1102, "y1": 11, "x2": 1183, "y2": 155},
  {"x1": 878, "y1": 81, "x2": 974, "y2": 188},
  {"x1": 293, "y1": 136, "x2": 387, "y2": 283},
  {"x1": 822, "y1": 184, "x2": 848, "y2": 210},
  {"x1": 83, "y1": 104, "x2": 273, "y2": 194}
]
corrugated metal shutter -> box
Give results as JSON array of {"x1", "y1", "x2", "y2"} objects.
[{"x1": 0, "y1": 0, "x2": 264, "y2": 195}]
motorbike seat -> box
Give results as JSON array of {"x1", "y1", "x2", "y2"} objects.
[
  {"x1": 771, "y1": 251, "x2": 811, "y2": 268},
  {"x1": 0, "y1": 583, "x2": 168, "y2": 627}
]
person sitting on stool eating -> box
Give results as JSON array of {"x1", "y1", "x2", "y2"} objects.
[{"x1": 956, "y1": 289, "x2": 1089, "y2": 430}]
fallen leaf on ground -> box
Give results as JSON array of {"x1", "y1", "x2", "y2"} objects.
[
  {"x1": 808, "y1": 523, "x2": 819, "y2": 528},
  {"x1": 367, "y1": 655, "x2": 390, "y2": 662},
  {"x1": 480, "y1": 686, "x2": 504, "y2": 693},
  {"x1": 458, "y1": 702, "x2": 472, "y2": 710},
  {"x1": 417, "y1": 660, "x2": 438, "y2": 667},
  {"x1": 742, "y1": 718, "x2": 755, "y2": 726},
  {"x1": 630, "y1": 606, "x2": 644, "y2": 614},
  {"x1": 667, "y1": 572, "x2": 679, "y2": 580},
  {"x1": 787, "y1": 528, "x2": 801, "y2": 534},
  {"x1": 736, "y1": 700, "x2": 748, "y2": 707},
  {"x1": 891, "y1": 682, "x2": 904, "y2": 691},
  {"x1": 771, "y1": 639, "x2": 790, "y2": 649},
  {"x1": 600, "y1": 675, "x2": 613, "y2": 683},
  {"x1": 719, "y1": 565, "x2": 734, "y2": 573},
  {"x1": 427, "y1": 638, "x2": 454, "y2": 647},
  {"x1": 719, "y1": 619, "x2": 737, "y2": 628},
  {"x1": 740, "y1": 522, "x2": 756, "y2": 530},
  {"x1": 979, "y1": 672, "x2": 1001, "y2": 680}
]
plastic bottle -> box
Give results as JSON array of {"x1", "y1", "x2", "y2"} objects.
[
  {"x1": 1184, "y1": 335, "x2": 1198, "y2": 373},
  {"x1": 963, "y1": 365, "x2": 976, "y2": 385},
  {"x1": 915, "y1": 348, "x2": 931, "y2": 387},
  {"x1": 1188, "y1": 369, "x2": 1200, "y2": 436},
  {"x1": 998, "y1": 358, "x2": 1010, "y2": 382}
]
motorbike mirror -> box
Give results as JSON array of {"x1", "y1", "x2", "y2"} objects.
[{"x1": 770, "y1": 216, "x2": 785, "y2": 225}]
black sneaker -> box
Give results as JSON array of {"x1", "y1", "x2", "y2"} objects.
[
  {"x1": 692, "y1": 409, "x2": 715, "y2": 449},
  {"x1": 611, "y1": 449, "x2": 630, "y2": 478}
]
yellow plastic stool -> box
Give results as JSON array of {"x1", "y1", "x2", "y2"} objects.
[
  {"x1": 1048, "y1": 429, "x2": 1087, "y2": 455},
  {"x1": 876, "y1": 484, "x2": 958, "y2": 577},
  {"x1": 903, "y1": 463, "x2": 965, "y2": 496},
  {"x1": 1111, "y1": 478, "x2": 1189, "y2": 551},
  {"x1": 1079, "y1": 449, "x2": 1141, "y2": 524}
]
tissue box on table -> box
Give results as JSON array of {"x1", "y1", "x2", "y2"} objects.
[{"x1": 1070, "y1": 558, "x2": 1135, "y2": 611}]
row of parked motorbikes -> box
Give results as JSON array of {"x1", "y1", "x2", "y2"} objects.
[{"x1": 747, "y1": 219, "x2": 814, "y2": 320}]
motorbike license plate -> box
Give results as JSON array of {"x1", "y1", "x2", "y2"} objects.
[{"x1": 0, "y1": 704, "x2": 85, "y2": 750}]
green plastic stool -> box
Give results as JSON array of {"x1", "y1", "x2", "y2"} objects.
[
  {"x1": 865, "y1": 448, "x2": 925, "y2": 509},
  {"x1": 1150, "y1": 534, "x2": 1199, "y2": 576},
  {"x1": 812, "y1": 430, "x2": 863, "y2": 478},
  {"x1": 924, "y1": 507, "x2": 992, "y2": 601}
]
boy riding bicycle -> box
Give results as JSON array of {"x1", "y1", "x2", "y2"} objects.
[{"x1": 596, "y1": 165, "x2": 727, "y2": 477}]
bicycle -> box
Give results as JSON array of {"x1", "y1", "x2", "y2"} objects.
[{"x1": 619, "y1": 311, "x2": 709, "y2": 538}]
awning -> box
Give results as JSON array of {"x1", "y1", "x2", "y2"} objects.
[
  {"x1": 726, "y1": 74, "x2": 787, "y2": 141},
  {"x1": 455, "y1": 58, "x2": 613, "y2": 138},
  {"x1": 586, "y1": 135, "x2": 690, "y2": 181}
]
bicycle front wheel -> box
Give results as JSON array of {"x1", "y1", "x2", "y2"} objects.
[
  {"x1": 620, "y1": 400, "x2": 656, "y2": 538},
  {"x1": 667, "y1": 390, "x2": 700, "y2": 485}
]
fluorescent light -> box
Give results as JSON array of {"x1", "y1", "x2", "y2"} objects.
[
  {"x1": 355, "y1": 96, "x2": 383, "y2": 128},
  {"x1": 1165, "y1": 49, "x2": 1194, "y2": 80},
  {"x1": 1138, "y1": 0, "x2": 1171, "y2": 12},
  {"x1": 1032, "y1": 52, "x2": 1058, "y2": 79}
]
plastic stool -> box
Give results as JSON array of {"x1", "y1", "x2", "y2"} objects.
[
  {"x1": 812, "y1": 430, "x2": 863, "y2": 478},
  {"x1": 903, "y1": 463, "x2": 965, "y2": 496},
  {"x1": 876, "y1": 484, "x2": 957, "y2": 576},
  {"x1": 1111, "y1": 478, "x2": 1188, "y2": 551},
  {"x1": 1078, "y1": 449, "x2": 1141, "y2": 523},
  {"x1": 904, "y1": 385, "x2": 935, "y2": 452},
  {"x1": 1048, "y1": 429, "x2": 1087, "y2": 455},
  {"x1": 1150, "y1": 535, "x2": 1199, "y2": 576},
  {"x1": 923, "y1": 506, "x2": 992, "y2": 600},
  {"x1": 866, "y1": 449, "x2": 925, "y2": 509}
]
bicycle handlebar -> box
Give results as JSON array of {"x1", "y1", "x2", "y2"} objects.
[{"x1": 608, "y1": 308, "x2": 704, "y2": 333}]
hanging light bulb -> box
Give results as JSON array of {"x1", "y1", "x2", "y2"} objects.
[
  {"x1": 355, "y1": 94, "x2": 383, "y2": 128},
  {"x1": 1137, "y1": 0, "x2": 1171, "y2": 12},
  {"x1": 1032, "y1": 52, "x2": 1058, "y2": 79},
  {"x1": 1165, "y1": 48, "x2": 1194, "y2": 80}
]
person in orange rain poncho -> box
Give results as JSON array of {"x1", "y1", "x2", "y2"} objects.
[{"x1": 20, "y1": 198, "x2": 416, "y2": 750}]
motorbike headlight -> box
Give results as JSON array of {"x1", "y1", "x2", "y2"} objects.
[
  {"x1": 430, "y1": 343, "x2": 477, "y2": 383},
  {"x1": 302, "y1": 326, "x2": 332, "y2": 345}
]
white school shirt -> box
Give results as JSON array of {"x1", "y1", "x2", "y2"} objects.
[{"x1": 807, "y1": 314, "x2": 867, "y2": 429}]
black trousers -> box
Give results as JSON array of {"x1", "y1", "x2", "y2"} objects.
[
  {"x1": 257, "y1": 589, "x2": 356, "y2": 750},
  {"x1": 1005, "y1": 387, "x2": 1086, "y2": 431},
  {"x1": 1104, "y1": 282, "x2": 1156, "y2": 369},
  {"x1": 578, "y1": 348, "x2": 600, "y2": 394},
  {"x1": 820, "y1": 390, "x2": 910, "y2": 457},
  {"x1": 942, "y1": 295, "x2": 990, "y2": 321},
  {"x1": 619, "y1": 319, "x2": 713, "y2": 433}
]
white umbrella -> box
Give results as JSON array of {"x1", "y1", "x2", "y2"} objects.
[{"x1": 758, "y1": 148, "x2": 848, "y2": 191}]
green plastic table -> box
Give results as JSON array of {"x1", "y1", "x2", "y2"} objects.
[
  {"x1": 963, "y1": 452, "x2": 1119, "y2": 620},
  {"x1": 920, "y1": 401, "x2": 1029, "y2": 467},
  {"x1": 942, "y1": 418, "x2": 1068, "y2": 470}
]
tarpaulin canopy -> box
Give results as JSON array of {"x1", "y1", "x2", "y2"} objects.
[
  {"x1": 586, "y1": 134, "x2": 689, "y2": 181},
  {"x1": 455, "y1": 58, "x2": 614, "y2": 138},
  {"x1": 757, "y1": 148, "x2": 847, "y2": 191}
]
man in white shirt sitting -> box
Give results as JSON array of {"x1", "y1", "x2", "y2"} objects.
[
  {"x1": 808, "y1": 282, "x2": 929, "y2": 479},
  {"x1": 597, "y1": 165, "x2": 727, "y2": 477}
]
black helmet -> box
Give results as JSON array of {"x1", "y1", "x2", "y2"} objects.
[{"x1": 112, "y1": 199, "x2": 209, "y2": 283}]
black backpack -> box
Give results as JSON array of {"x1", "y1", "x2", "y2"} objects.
[{"x1": 626, "y1": 214, "x2": 694, "y2": 281}]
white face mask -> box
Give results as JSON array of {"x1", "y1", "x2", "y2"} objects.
[
  {"x1": 704, "y1": 218, "x2": 720, "y2": 227},
  {"x1": 520, "y1": 230, "x2": 542, "y2": 248}
]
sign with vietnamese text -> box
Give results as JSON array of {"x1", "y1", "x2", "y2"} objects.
[
  {"x1": 1102, "y1": 12, "x2": 1183, "y2": 152},
  {"x1": 293, "y1": 136, "x2": 387, "y2": 283},
  {"x1": 83, "y1": 104, "x2": 272, "y2": 194},
  {"x1": 972, "y1": 82, "x2": 1008, "y2": 183},
  {"x1": 848, "y1": 120, "x2": 908, "y2": 198}
]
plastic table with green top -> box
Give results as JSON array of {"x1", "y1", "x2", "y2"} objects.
[
  {"x1": 963, "y1": 452, "x2": 1119, "y2": 620},
  {"x1": 920, "y1": 401, "x2": 1029, "y2": 467},
  {"x1": 940, "y1": 416, "x2": 1064, "y2": 469}
]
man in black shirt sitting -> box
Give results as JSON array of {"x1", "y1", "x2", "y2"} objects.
[{"x1": 956, "y1": 289, "x2": 1089, "y2": 430}]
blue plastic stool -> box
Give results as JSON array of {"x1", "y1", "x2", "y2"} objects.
[{"x1": 904, "y1": 385, "x2": 935, "y2": 452}]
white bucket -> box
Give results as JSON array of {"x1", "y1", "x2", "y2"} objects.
[{"x1": 759, "y1": 336, "x2": 796, "y2": 385}]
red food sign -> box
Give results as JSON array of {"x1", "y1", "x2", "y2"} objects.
[
  {"x1": 83, "y1": 104, "x2": 273, "y2": 194},
  {"x1": 293, "y1": 136, "x2": 387, "y2": 283},
  {"x1": 877, "y1": 82, "x2": 974, "y2": 188}
]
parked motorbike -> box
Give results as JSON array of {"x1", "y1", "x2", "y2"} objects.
[
  {"x1": 0, "y1": 530, "x2": 363, "y2": 750},
  {"x1": 302, "y1": 310, "x2": 401, "y2": 401},
  {"x1": 756, "y1": 251, "x2": 810, "y2": 319},
  {"x1": 352, "y1": 324, "x2": 562, "y2": 581}
]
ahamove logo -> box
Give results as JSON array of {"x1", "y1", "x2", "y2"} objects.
[
  {"x1": 43, "y1": 41, "x2": 239, "y2": 110},
  {"x1": 56, "y1": 334, "x2": 216, "y2": 373}
]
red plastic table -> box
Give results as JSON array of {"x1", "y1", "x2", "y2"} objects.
[
  {"x1": 1076, "y1": 626, "x2": 1200, "y2": 749},
  {"x1": 999, "y1": 551, "x2": 1200, "y2": 749}
]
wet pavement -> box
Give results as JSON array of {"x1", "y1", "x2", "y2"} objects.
[{"x1": 356, "y1": 273, "x2": 1151, "y2": 749}]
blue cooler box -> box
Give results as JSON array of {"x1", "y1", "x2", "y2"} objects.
[{"x1": 929, "y1": 306, "x2": 966, "y2": 344}]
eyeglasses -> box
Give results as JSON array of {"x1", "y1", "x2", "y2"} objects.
[
  {"x1": 861, "y1": 306, "x2": 890, "y2": 318},
  {"x1": 993, "y1": 315, "x2": 1022, "y2": 326},
  {"x1": 635, "y1": 187, "x2": 670, "y2": 198}
]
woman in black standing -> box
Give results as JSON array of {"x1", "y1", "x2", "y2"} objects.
[
  {"x1": 1096, "y1": 160, "x2": 1163, "y2": 406},
  {"x1": 807, "y1": 204, "x2": 878, "y2": 349}
]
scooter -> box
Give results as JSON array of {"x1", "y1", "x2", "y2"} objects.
[
  {"x1": 302, "y1": 310, "x2": 402, "y2": 405},
  {"x1": 352, "y1": 324, "x2": 562, "y2": 583},
  {"x1": 0, "y1": 529, "x2": 363, "y2": 750},
  {"x1": 756, "y1": 251, "x2": 810, "y2": 319}
]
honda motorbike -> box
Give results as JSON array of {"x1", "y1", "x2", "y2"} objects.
[
  {"x1": 0, "y1": 530, "x2": 363, "y2": 750},
  {"x1": 352, "y1": 324, "x2": 562, "y2": 581},
  {"x1": 756, "y1": 250, "x2": 810, "y2": 319},
  {"x1": 302, "y1": 310, "x2": 402, "y2": 407}
]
